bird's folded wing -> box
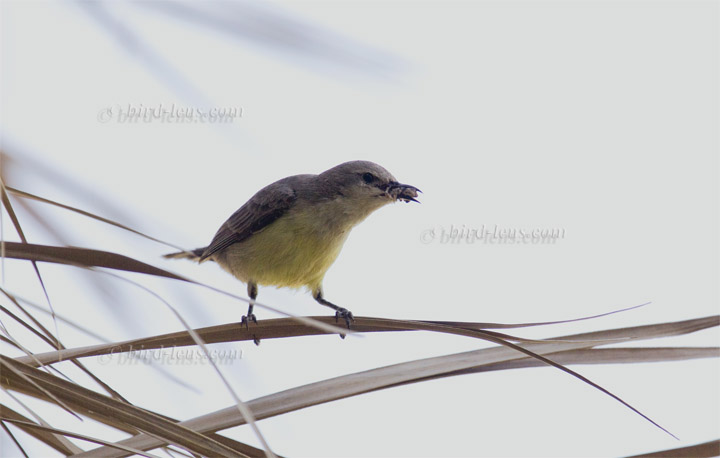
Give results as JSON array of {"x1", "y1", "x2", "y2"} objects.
[{"x1": 200, "y1": 182, "x2": 298, "y2": 260}]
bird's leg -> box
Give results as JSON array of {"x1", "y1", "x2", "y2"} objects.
[
  {"x1": 241, "y1": 282, "x2": 258, "y2": 330},
  {"x1": 313, "y1": 289, "x2": 354, "y2": 329}
]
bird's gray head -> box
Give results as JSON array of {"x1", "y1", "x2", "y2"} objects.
[{"x1": 318, "y1": 161, "x2": 420, "y2": 209}]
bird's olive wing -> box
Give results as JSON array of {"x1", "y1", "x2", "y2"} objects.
[{"x1": 199, "y1": 183, "x2": 297, "y2": 261}]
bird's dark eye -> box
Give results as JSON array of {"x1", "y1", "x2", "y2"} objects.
[{"x1": 362, "y1": 172, "x2": 375, "y2": 184}]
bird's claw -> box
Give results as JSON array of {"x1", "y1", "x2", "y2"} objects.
[
  {"x1": 334, "y1": 308, "x2": 354, "y2": 329},
  {"x1": 241, "y1": 314, "x2": 258, "y2": 329}
]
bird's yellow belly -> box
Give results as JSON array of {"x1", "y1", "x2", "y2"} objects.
[{"x1": 215, "y1": 214, "x2": 349, "y2": 292}]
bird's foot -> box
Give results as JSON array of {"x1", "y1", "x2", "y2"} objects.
[
  {"x1": 334, "y1": 308, "x2": 354, "y2": 329},
  {"x1": 241, "y1": 313, "x2": 258, "y2": 329}
]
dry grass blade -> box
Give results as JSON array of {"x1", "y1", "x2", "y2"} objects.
[
  {"x1": 432, "y1": 302, "x2": 650, "y2": 329},
  {"x1": 1, "y1": 360, "x2": 81, "y2": 422},
  {"x1": 1, "y1": 418, "x2": 163, "y2": 458},
  {"x1": 3, "y1": 241, "x2": 187, "y2": 281},
  {"x1": 0, "y1": 181, "x2": 58, "y2": 347},
  {"x1": 390, "y1": 347, "x2": 720, "y2": 382},
  {"x1": 7, "y1": 292, "x2": 200, "y2": 392},
  {"x1": 1, "y1": 150, "x2": 142, "y2": 230},
  {"x1": 5, "y1": 186, "x2": 185, "y2": 251},
  {"x1": 1, "y1": 420, "x2": 29, "y2": 458},
  {"x1": 0, "y1": 357, "x2": 251, "y2": 457},
  {"x1": 0, "y1": 302, "x2": 60, "y2": 350},
  {"x1": 9, "y1": 316, "x2": 573, "y2": 366},
  {"x1": 1, "y1": 404, "x2": 84, "y2": 455},
  {"x1": 6, "y1": 293, "x2": 111, "y2": 343},
  {"x1": 1, "y1": 287, "x2": 131, "y2": 403},
  {"x1": 2, "y1": 388, "x2": 83, "y2": 454},
  {"x1": 3, "y1": 389, "x2": 267, "y2": 457},
  {"x1": 625, "y1": 439, "x2": 720, "y2": 458},
  {"x1": 84, "y1": 316, "x2": 718, "y2": 456},
  {"x1": 0, "y1": 330, "x2": 73, "y2": 387},
  {"x1": 1, "y1": 287, "x2": 73, "y2": 351},
  {"x1": 19, "y1": 315, "x2": 719, "y2": 367}
]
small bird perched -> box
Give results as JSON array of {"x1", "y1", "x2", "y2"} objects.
[{"x1": 164, "y1": 160, "x2": 420, "y2": 328}]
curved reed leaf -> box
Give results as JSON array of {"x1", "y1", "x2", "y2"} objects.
[
  {"x1": 3, "y1": 241, "x2": 187, "y2": 281},
  {"x1": 625, "y1": 439, "x2": 720, "y2": 458},
  {"x1": 5, "y1": 186, "x2": 184, "y2": 251},
  {"x1": 18, "y1": 315, "x2": 719, "y2": 367}
]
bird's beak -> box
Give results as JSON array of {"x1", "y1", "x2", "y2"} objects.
[{"x1": 386, "y1": 182, "x2": 421, "y2": 203}]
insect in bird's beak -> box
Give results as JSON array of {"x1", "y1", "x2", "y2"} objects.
[{"x1": 385, "y1": 182, "x2": 421, "y2": 203}]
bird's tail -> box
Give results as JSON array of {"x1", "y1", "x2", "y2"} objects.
[{"x1": 163, "y1": 247, "x2": 206, "y2": 262}]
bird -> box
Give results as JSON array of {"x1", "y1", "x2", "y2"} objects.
[{"x1": 164, "y1": 160, "x2": 420, "y2": 329}]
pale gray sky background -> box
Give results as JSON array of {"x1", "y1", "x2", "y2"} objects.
[{"x1": 1, "y1": 1, "x2": 718, "y2": 456}]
